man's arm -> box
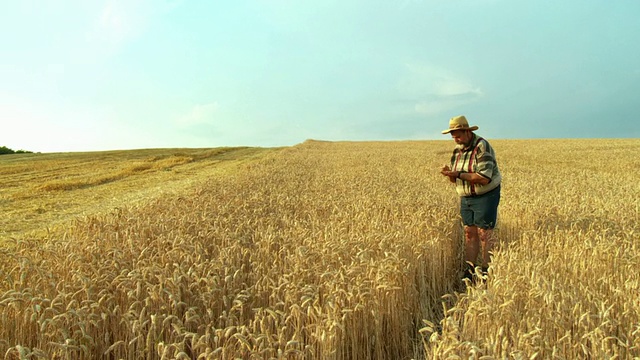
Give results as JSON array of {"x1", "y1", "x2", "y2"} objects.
[
  {"x1": 457, "y1": 171, "x2": 490, "y2": 185},
  {"x1": 440, "y1": 165, "x2": 456, "y2": 183},
  {"x1": 441, "y1": 169, "x2": 490, "y2": 185}
]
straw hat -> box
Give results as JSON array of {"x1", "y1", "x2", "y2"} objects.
[{"x1": 441, "y1": 115, "x2": 479, "y2": 134}]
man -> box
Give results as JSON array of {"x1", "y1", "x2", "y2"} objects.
[{"x1": 440, "y1": 115, "x2": 502, "y2": 281}]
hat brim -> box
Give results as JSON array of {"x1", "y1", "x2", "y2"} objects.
[{"x1": 441, "y1": 125, "x2": 479, "y2": 134}]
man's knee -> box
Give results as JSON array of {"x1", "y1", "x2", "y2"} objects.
[
  {"x1": 478, "y1": 228, "x2": 494, "y2": 243},
  {"x1": 464, "y1": 226, "x2": 478, "y2": 239}
]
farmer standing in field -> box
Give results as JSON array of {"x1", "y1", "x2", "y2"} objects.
[{"x1": 440, "y1": 115, "x2": 502, "y2": 282}]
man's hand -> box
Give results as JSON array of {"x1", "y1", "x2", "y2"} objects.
[
  {"x1": 441, "y1": 165, "x2": 457, "y2": 182},
  {"x1": 441, "y1": 167, "x2": 490, "y2": 185}
]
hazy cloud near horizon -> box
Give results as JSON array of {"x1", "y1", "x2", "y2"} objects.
[{"x1": 1, "y1": 1, "x2": 639, "y2": 152}]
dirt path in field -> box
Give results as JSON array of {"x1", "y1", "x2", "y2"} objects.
[{"x1": 0, "y1": 147, "x2": 279, "y2": 241}]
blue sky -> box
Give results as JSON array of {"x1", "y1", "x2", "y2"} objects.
[{"x1": 1, "y1": 1, "x2": 639, "y2": 152}]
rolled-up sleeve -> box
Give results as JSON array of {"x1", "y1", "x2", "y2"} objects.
[{"x1": 474, "y1": 141, "x2": 497, "y2": 180}]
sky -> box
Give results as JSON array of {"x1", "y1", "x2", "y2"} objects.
[{"x1": 1, "y1": 0, "x2": 639, "y2": 153}]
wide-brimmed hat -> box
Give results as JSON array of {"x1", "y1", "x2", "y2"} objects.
[{"x1": 441, "y1": 115, "x2": 479, "y2": 134}]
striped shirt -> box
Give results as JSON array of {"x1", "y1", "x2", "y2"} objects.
[{"x1": 450, "y1": 134, "x2": 501, "y2": 197}]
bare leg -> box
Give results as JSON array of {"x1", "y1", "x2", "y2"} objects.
[
  {"x1": 464, "y1": 225, "x2": 480, "y2": 265},
  {"x1": 478, "y1": 228, "x2": 495, "y2": 267}
]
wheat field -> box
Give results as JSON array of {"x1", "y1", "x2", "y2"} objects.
[{"x1": 0, "y1": 139, "x2": 638, "y2": 359}]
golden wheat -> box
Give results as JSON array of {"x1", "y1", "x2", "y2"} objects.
[
  {"x1": 0, "y1": 139, "x2": 638, "y2": 359},
  {"x1": 422, "y1": 139, "x2": 640, "y2": 359}
]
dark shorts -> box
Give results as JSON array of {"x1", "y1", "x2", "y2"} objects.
[{"x1": 460, "y1": 185, "x2": 501, "y2": 229}]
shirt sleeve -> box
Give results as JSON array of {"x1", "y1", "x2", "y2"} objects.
[{"x1": 474, "y1": 140, "x2": 496, "y2": 180}]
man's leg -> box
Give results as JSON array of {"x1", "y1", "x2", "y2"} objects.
[
  {"x1": 476, "y1": 186, "x2": 500, "y2": 270},
  {"x1": 464, "y1": 225, "x2": 480, "y2": 265},
  {"x1": 478, "y1": 228, "x2": 494, "y2": 268},
  {"x1": 462, "y1": 225, "x2": 480, "y2": 280}
]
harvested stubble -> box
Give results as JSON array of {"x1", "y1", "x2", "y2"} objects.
[
  {"x1": 0, "y1": 147, "x2": 264, "y2": 239},
  {"x1": 0, "y1": 140, "x2": 461, "y2": 359}
]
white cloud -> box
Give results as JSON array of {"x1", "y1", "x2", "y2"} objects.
[
  {"x1": 401, "y1": 62, "x2": 483, "y2": 97},
  {"x1": 398, "y1": 62, "x2": 484, "y2": 115},
  {"x1": 97, "y1": 1, "x2": 131, "y2": 44},
  {"x1": 175, "y1": 102, "x2": 219, "y2": 126},
  {"x1": 414, "y1": 100, "x2": 458, "y2": 116},
  {"x1": 86, "y1": 0, "x2": 158, "y2": 49}
]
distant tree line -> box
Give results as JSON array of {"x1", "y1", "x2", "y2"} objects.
[{"x1": 0, "y1": 146, "x2": 33, "y2": 155}]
